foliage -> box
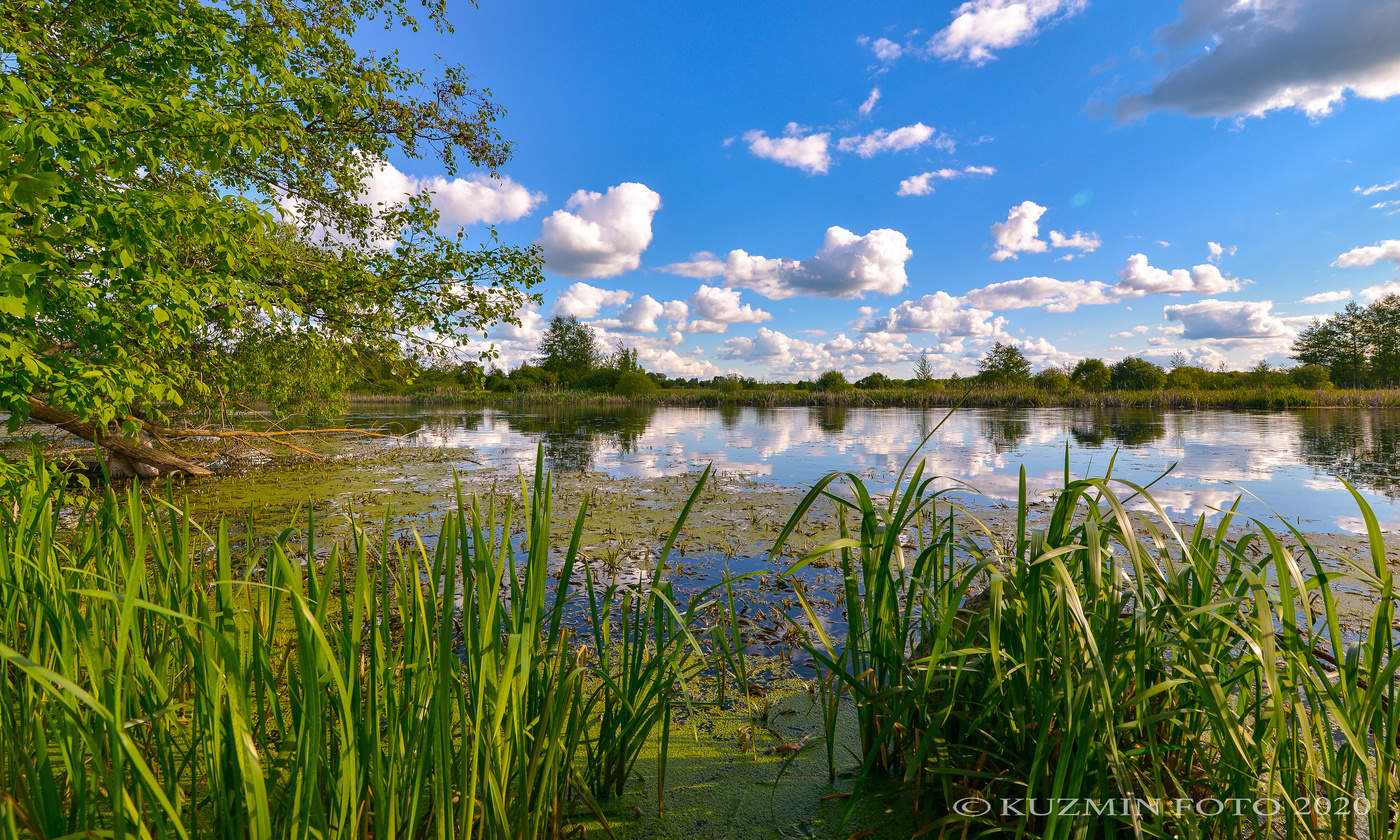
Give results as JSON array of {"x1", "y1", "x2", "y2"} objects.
[
  {"x1": 1166, "y1": 364, "x2": 1210, "y2": 390},
  {"x1": 1070, "y1": 358, "x2": 1111, "y2": 392},
  {"x1": 778, "y1": 439, "x2": 1399, "y2": 837},
  {"x1": 1293, "y1": 296, "x2": 1400, "y2": 388},
  {"x1": 977, "y1": 342, "x2": 1031, "y2": 385},
  {"x1": 614, "y1": 370, "x2": 657, "y2": 397},
  {"x1": 913, "y1": 350, "x2": 937, "y2": 389},
  {"x1": 1109, "y1": 356, "x2": 1166, "y2": 390},
  {"x1": 1290, "y1": 362, "x2": 1332, "y2": 389},
  {"x1": 0, "y1": 449, "x2": 720, "y2": 838},
  {"x1": 1031, "y1": 367, "x2": 1070, "y2": 393},
  {"x1": 536, "y1": 316, "x2": 603, "y2": 387},
  {"x1": 0, "y1": 0, "x2": 542, "y2": 437},
  {"x1": 854, "y1": 372, "x2": 892, "y2": 390},
  {"x1": 814, "y1": 370, "x2": 852, "y2": 392}
]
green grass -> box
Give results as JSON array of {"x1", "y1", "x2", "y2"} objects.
[{"x1": 1, "y1": 434, "x2": 1398, "y2": 838}]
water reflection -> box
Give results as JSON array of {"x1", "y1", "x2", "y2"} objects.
[{"x1": 341, "y1": 405, "x2": 1400, "y2": 534}]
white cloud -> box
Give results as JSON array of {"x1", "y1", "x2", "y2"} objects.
[
  {"x1": 684, "y1": 285, "x2": 772, "y2": 333},
  {"x1": 742, "y1": 123, "x2": 832, "y2": 174},
  {"x1": 1206, "y1": 241, "x2": 1236, "y2": 263},
  {"x1": 1333, "y1": 239, "x2": 1400, "y2": 268},
  {"x1": 990, "y1": 200, "x2": 1049, "y2": 260},
  {"x1": 858, "y1": 35, "x2": 905, "y2": 63},
  {"x1": 896, "y1": 165, "x2": 996, "y2": 197},
  {"x1": 538, "y1": 183, "x2": 662, "y2": 278},
  {"x1": 1048, "y1": 229, "x2": 1101, "y2": 254},
  {"x1": 1114, "y1": 253, "x2": 1242, "y2": 298},
  {"x1": 1357, "y1": 180, "x2": 1400, "y2": 196},
  {"x1": 1118, "y1": 0, "x2": 1400, "y2": 120},
  {"x1": 1300, "y1": 289, "x2": 1352, "y2": 304},
  {"x1": 722, "y1": 226, "x2": 913, "y2": 300},
  {"x1": 858, "y1": 86, "x2": 881, "y2": 117},
  {"x1": 1362, "y1": 281, "x2": 1400, "y2": 302},
  {"x1": 856, "y1": 292, "x2": 1002, "y2": 337},
  {"x1": 1163, "y1": 299, "x2": 1288, "y2": 340},
  {"x1": 359, "y1": 159, "x2": 546, "y2": 226},
  {"x1": 837, "y1": 122, "x2": 950, "y2": 157},
  {"x1": 930, "y1": 0, "x2": 1088, "y2": 64},
  {"x1": 1109, "y1": 325, "x2": 1150, "y2": 339},
  {"x1": 552, "y1": 282, "x2": 632, "y2": 318},
  {"x1": 963, "y1": 276, "x2": 1115, "y2": 313},
  {"x1": 660, "y1": 251, "x2": 727, "y2": 279}
]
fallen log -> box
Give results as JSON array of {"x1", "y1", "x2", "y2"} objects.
[{"x1": 25, "y1": 398, "x2": 212, "y2": 477}]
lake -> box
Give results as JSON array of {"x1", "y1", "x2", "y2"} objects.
[{"x1": 299, "y1": 403, "x2": 1400, "y2": 535}]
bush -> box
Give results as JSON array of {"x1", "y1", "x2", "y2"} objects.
[
  {"x1": 1070, "y1": 358, "x2": 1111, "y2": 392},
  {"x1": 615, "y1": 370, "x2": 657, "y2": 397},
  {"x1": 580, "y1": 367, "x2": 620, "y2": 391},
  {"x1": 814, "y1": 370, "x2": 852, "y2": 392},
  {"x1": 1032, "y1": 368, "x2": 1070, "y2": 393},
  {"x1": 1166, "y1": 365, "x2": 1209, "y2": 389},
  {"x1": 1110, "y1": 357, "x2": 1166, "y2": 390},
  {"x1": 1289, "y1": 363, "x2": 1331, "y2": 389},
  {"x1": 855, "y1": 372, "x2": 893, "y2": 390}
]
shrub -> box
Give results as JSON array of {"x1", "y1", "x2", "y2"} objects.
[
  {"x1": 1110, "y1": 356, "x2": 1166, "y2": 390},
  {"x1": 1289, "y1": 363, "x2": 1331, "y2": 388},
  {"x1": 615, "y1": 370, "x2": 657, "y2": 397},
  {"x1": 814, "y1": 370, "x2": 852, "y2": 392},
  {"x1": 1070, "y1": 358, "x2": 1111, "y2": 392},
  {"x1": 1032, "y1": 368, "x2": 1070, "y2": 393}
]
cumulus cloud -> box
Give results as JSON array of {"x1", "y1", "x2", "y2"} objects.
[
  {"x1": 659, "y1": 251, "x2": 726, "y2": 279},
  {"x1": 552, "y1": 282, "x2": 632, "y2": 318},
  {"x1": 1362, "y1": 281, "x2": 1400, "y2": 302},
  {"x1": 742, "y1": 123, "x2": 832, "y2": 174},
  {"x1": 896, "y1": 165, "x2": 996, "y2": 197},
  {"x1": 359, "y1": 159, "x2": 546, "y2": 226},
  {"x1": 858, "y1": 86, "x2": 881, "y2": 117},
  {"x1": 1118, "y1": 0, "x2": 1400, "y2": 120},
  {"x1": 837, "y1": 122, "x2": 950, "y2": 157},
  {"x1": 1300, "y1": 289, "x2": 1352, "y2": 304},
  {"x1": 987, "y1": 201, "x2": 1101, "y2": 261},
  {"x1": 963, "y1": 276, "x2": 1115, "y2": 313},
  {"x1": 1206, "y1": 241, "x2": 1237, "y2": 263},
  {"x1": 722, "y1": 226, "x2": 913, "y2": 300},
  {"x1": 684, "y1": 285, "x2": 772, "y2": 333},
  {"x1": 856, "y1": 291, "x2": 1001, "y2": 337},
  {"x1": 1333, "y1": 239, "x2": 1400, "y2": 268},
  {"x1": 930, "y1": 0, "x2": 1088, "y2": 64},
  {"x1": 1163, "y1": 299, "x2": 1289, "y2": 340},
  {"x1": 1114, "y1": 253, "x2": 1242, "y2": 297},
  {"x1": 538, "y1": 183, "x2": 662, "y2": 278},
  {"x1": 990, "y1": 200, "x2": 1049, "y2": 260}
]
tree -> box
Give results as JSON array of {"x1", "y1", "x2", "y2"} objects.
[
  {"x1": 1, "y1": 0, "x2": 542, "y2": 476},
  {"x1": 1070, "y1": 358, "x2": 1111, "y2": 392},
  {"x1": 1288, "y1": 364, "x2": 1331, "y2": 389},
  {"x1": 913, "y1": 351, "x2": 936, "y2": 389},
  {"x1": 537, "y1": 316, "x2": 601, "y2": 386},
  {"x1": 1033, "y1": 367, "x2": 1070, "y2": 393},
  {"x1": 1167, "y1": 351, "x2": 1189, "y2": 370},
  {"x1": 978, "y1": 342, "x2": 1031, "y2": 385},
  {"x1": 1110, "y1": 357, "x2": 1167, "y2": 391},
  {"x1": 814, "y1": 370, "x2": 851, "y2": 392},
  {"x1": 615, "y1": 371, "x2": 657, "y2": 397},
  {"x1": 855, "y1": 372, "x2": 893, "y2": 389},
  {"x1": 1166, "y1": 365, "x2": 1209, "y2": 390}
]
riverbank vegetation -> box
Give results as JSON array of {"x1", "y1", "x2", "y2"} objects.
[{"x1": 3, "y1": 441, "x2": 1397, "y2": 838}]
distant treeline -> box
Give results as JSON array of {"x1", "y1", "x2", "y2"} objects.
[{"x1": 353, "y1": 299, "x2": 1400, "y2": 406}]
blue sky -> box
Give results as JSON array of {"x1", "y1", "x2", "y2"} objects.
[{"x1": 361, "y1": 0, "x2": 1400, "y2": 380}]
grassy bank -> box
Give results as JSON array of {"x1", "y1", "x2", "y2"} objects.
[
  {"x1": 351, "y1": 384, "x2": 1400, "y2": 410},
  {"x1": 2, "y1": 442, "x2": 1398, "y2": 837}
]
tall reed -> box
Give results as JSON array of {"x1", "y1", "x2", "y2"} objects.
[{"x1": 778, "y1": 444, "x2": 1399, "y2": 837}]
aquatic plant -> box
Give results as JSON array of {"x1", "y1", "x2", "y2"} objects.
[
  {"x1": 777, "y1": 441, "x2": 1400, "y2": 837},
  {"x1": 0, "y1": 448, "x2": 702, "y2": 838}
]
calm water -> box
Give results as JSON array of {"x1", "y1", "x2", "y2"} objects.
[{"x1": 340, "y1": 404, "x2": 1400, "y2": 535}]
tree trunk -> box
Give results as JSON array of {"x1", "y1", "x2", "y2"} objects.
[{"x1": 25, "y1": 397, "x2": 212, "y2": 477}]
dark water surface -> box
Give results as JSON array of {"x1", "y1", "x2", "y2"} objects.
[{"x1": 333, "y1": 404, "x2": 1400, "y2": 535}]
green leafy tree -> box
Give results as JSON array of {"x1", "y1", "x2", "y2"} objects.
[
  {"x1": 1070, "y1": 358, "x2": 1111, "y2": 392},
  {"x1": 1166, "y1": 365, "x2": 1209, "y2": 390},
  {"x1": 1032, "y1": 367, "x2": 1070, "y2": 393},
  {"x1": 615, "y1": 371, "x2": 657, "y2": 397},
  {"x1": 814, "y1": 370, "x2": 851, "y2": 392},
  {"x1": 1, "y1": 0, "x2": 542, "y2": 474},
  {"x1": 1110, "y1": 357, "x2": 1167, "y2": 391},
  {"x1": 1288, "y1": 363, "x2": 1331, "y2": 389},
  {"x1": 855, "y1": 372, "x2": 893, "y2": 389},
  {"x1": 536, "y1": 316, "x2": 601, "y2": 386},
  {"x1": 978, "y1": 342, "x2": 1031, "y2": 385}
]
